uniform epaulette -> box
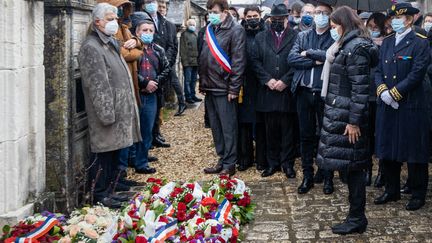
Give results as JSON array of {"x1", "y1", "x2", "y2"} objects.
[{"x1": 416, "y1": 32, "x2": 428, "y2": 39}]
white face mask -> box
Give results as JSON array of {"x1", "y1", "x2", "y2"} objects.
[{"x1": 104, "y1": 20, "x2": 119, "y2": 36}]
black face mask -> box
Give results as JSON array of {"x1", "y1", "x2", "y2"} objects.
[
  {"x1": 245, "y1": 18, "x2": 261, "y2": 29},
  {"x1": 270, "y1": 20, "x2": 285, "y2": 32}
]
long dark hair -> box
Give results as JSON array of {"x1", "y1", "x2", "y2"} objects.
[
  {"x1": 367, "y1": 12, "x2": 386, "y2": 37},
  {"x1": 330, "y1": 6, "x2": 369, "y2": 41}
]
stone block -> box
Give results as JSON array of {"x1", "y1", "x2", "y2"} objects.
[{"x1": 0, "y1": 203, "x2": 34, "y2": 228}]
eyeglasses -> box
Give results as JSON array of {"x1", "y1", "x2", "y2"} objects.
[
  {"x1": 314, "y1": 10, "x2": 330, "y2": 16},
  {"x1": 302, "y1": 11, "x2": 314, "y2": 16}
]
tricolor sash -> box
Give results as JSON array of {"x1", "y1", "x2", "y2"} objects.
[
  {"x1": 149, "y1": 220, "x2": 178, "y2": 243},
  {"x1": 13, "y1": 216, "x2": 59, "y2": 243},
  {"x1": 205, "y1": 25, "x2": 232, "y2": 73},
  {"x1": 215, "y1": 199, "x2": 232, "y2": 224}
]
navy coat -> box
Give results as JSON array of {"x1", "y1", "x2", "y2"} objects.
[{"x1": 375, "y1": 30, "x2": 430, "y2": 163}]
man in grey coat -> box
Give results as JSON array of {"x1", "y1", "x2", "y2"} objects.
[{"x1": 78, "y1": 3, "x2": 141, "y2": 208}]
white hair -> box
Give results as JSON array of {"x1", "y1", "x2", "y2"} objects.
[
  {"x1": 186, "y1": 19, "x2": 196, "y2": 26},
  {"x1": 92, "y1": 3, "x2": 118, "y2": 21}
]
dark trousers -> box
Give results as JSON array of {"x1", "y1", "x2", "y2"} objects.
[
  {"x1": 169, "y1": 69, "x2": 185, "y2": 105},
  {"x1": 152, "y1": 92, "x2": 164, "y2": 138},
  {"x1": 205, "y1": 93, "x2": 238, "y2": 168},
  {"x1": 183, "y1": 66, "x2": 198, "y2": 100},
  {"x1": 264, "y1": 112, "x2": 296, "y2": 169},
  {"x1": 296, "y1": 88, "x2": 326, "y2": 178},
  {"x1": 347, "y1": 170, "x2": 367, "y2": 221},
  {"x1": 383, "y1": 160, "x2": 429, "y2": 200},
  {"x1": 89, "y1": 150, "x2": 119, "y2": 202},
  {"x1": 255, "y1": 115, "x2": 267, "y2": 168},
  {"x1": 238, "y1": 123, "x2": 254, "y2": 167}
]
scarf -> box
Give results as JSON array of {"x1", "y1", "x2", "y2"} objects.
[{"x1": 321, "y1": 41, "x2": 341, "y2": 98}]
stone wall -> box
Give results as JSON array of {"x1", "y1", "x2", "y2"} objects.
[{"x1": 0, "y1": 0, "x2": 46, "y2": 223}]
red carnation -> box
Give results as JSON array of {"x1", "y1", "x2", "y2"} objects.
[
  {"x1": 219, "y1": 175, "x2": 229, "y2": 180},
  {"x1": 184, "y1": 193, "x2": 194, "y2": 203},
  {"x1": 136, "y1": 235, "x2": 148, "y2": 243},
  {"x1": 201, "y1": 197, "x2": 218, "y2": 206},
  {"x1": 151, "y1": 185, "x2": 160, "y2": 194},
  {"x1": 225, "y1": 193, "x2": 234, "y2": 201},
  {"x1": 159, "y1": 216, "x2": 169, "y2": 223},
  {"x1": 186, "y1": 183, "x2": 195, "y2": 190},
  {"x1": 196, "y1": 218, "x2": 205, "y2": 225},
  {"x1": 226, "y1": 182, "x2": 233, "y2": 189},
  {"x1": 147, "y1": 178, "x2": 156, "y2": 183},
  {"x1": 211, "y1": 226, "x2": 218, "y2": 234},
  {"x1": 237, "y1": 197, "x2": 251, "y2": 207},
  {"x1": 204, "y1": 212, "x2": 212, "y2": 219},
  {"x1": 174, "y1": 187, "x2": 184, "y2": 194},
  {"x1": 177, "y1": 202, "x2": 187, "y2": 211},
  {"x1": 177, "y1": 211, "x2": 186, "y2": 221}
]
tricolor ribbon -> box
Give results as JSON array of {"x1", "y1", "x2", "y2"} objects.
[
  {"x1": 206, "y1": 24, "x2": 232, "y2": 73},
  {"x1": 14, "y1": 216, "x2": 59, "y2": 243},
  {"x1": 215, "y1": 199, "x2": 232, "y2": 224},
  {"x1": 149, "y1": 220, "x2": 178, "y2": 243},
  {"x1": 165, "y1": 204, "x2": 175, "y2": 217}
]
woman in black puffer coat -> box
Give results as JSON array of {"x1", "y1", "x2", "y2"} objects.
[{"x1": 317, "y1": 6, "x2": 378, "y2": 235}]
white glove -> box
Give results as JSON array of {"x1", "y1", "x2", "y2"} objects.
[
  {"x1": 390, "y1": 100, "x2": 399, "y2": 110},
  {"x1": 380, "y1": 90, "x2": 394, "y2": 106}
]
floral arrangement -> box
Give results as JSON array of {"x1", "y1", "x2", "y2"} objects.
[
  {"x1": 59, "y1": 205, "x2": 118, "y2": 243},
  {"x1": 1, "y1": 211, "x2": 66, "y2": 243},
  {"x1": 0, "y1": 176, "x2": 254, "y2": 243}
]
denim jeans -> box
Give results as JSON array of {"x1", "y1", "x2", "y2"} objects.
[
  {"x1": 118, "y1": 144, "x2": 136, "y2": 171},
  {"x1": 135, "y1": 93, "x2": 157, "y2": 170},
  {"x1": 183, "y1": 66, "x2": 198, "y2": 100}
]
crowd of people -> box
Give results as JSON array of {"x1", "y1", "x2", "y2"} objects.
[{"x1": 78, "y1": 0, "x2": 431, "y2": 235}]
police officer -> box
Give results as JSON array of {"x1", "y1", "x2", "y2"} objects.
[{"x1": 374, "y1": 3, "x2": 430, "y2": 211}]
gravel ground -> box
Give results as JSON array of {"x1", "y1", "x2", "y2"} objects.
[{"x1": 128, "y1": 100, "x2": 289, "y2": 184}]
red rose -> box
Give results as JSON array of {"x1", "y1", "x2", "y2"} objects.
[
  {"x1": 186, "y1": 184, "x2": 195, "y2": 190},
  {"x1": 177, "y1": 202, "x2": 187, "y2": 211},
  {"x1": 177, "y1": 211, "x2": 186, "y2": 221},
  {"x1": 201, "y1": 197, "x2": 217, "y2": 206},
  {"x1": 237, "y1": 197, "x2": 251, "y2": 207},
  {"x1": 151, "y1": 185, "x2": 160, "y2": 194},
  {"x1": 174, "y1": 187, "x2": 184, "y2": 194},
  {"x1": 244, "y1": 191, "x2": 249, "y2": 197},
  {"x1": 226, "y1": 182, "x2": 233, "y2": 189},
  {"x1": 136, "y1": 235, "x2": 148, "y2": 243},
  {"x1": 196, "y1": 218, "x2": 205, "y2": 225},
  {"x1": 180, "y1": 235, "x2": 188, "y2": 242},
  {"x1": 184, "y1": 193, "x2": 194, "y2": 203},
  {"x1": 155, "y1": 179, "x2": 163, "y2": 185},
  {"x1": 147, "y1": 178, "x2": 156, "y2": 183},
  {"x1": 204, "y1": 212, "x2": 212, "y2": 219},
  {"x1": 219, "y1": 175, "x2": 229, "y2": 180},
  {"x1": 132, "y1": 222, "x2": 138, "y2": 229},
  {"x1": 225, "y1": 193, "x2": 234, "y2": 201},
  {"x1": 159, "y1": 216, "x2": 169, "y2": 223},
  {"x1": 170, "y1": 192, "x2": 178, "y2": 198}
]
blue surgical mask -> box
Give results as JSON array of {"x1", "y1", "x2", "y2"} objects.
[
  {"x1": 140, "y1": 33, "x2": 154, "y2": 44},
  {"x1": 188, "y1": 26, "x2": 196, "y2": 32},
  {"x1": 369, "y1": 29, "x2": 381, "y2": 38},
  {"x1": 391, "y1": 18, "x2": 406, "y2": 34},
  {"x1": 301, "y1": 15, "x2": 313, "y2": 26},
  {"x1": 330, "y1": 28, "x2": 340, "y2": 41},
  {"x1": 424, "y1": 22, "x2": 432, "y2": 33},
  {"x1": 314, "y1": 14, "x2": 329, "y2": 29},
  {"x1": 209, "y1": 13, "x2": 222, "y2": 25},
  {"x1": 145, "y1": 2, "x2": 158, "y2": 14}
]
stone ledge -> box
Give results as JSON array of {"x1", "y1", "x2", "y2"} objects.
[{"x1": 0, "y1": 203, "x2": 34, "y2": 228}]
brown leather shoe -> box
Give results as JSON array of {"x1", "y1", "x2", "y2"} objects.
[
  {"x1": 220, "y1": 167, "x2": 236, "y2": 176},
  {"x1": 204, "y1": 164, "x2": 223, "y2": 174}
]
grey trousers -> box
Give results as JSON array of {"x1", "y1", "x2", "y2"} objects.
[
  {"x1": 169, "y1": 69, "x2": 185, "y2": 105},
  {"x1": 205, "y1": 93, "x2": 238, "y2": 168}
]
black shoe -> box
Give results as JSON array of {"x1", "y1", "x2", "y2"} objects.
[
  {"x1": 186, "y1": 99, "x2": 196, "y2": 104},
  {"x1": 220, "y1": 167, "x2": 236, "y2": 176},
  {"x1": 331, "y1": 221, "x2": 367, "y2": 235},
  {"x1": 256, "y1": 164, "x2": 266, "y2": 171},
  {"x1": 156, "y1": 134, "x2": 166, "y2": 142},
  {"x1": 297, "y1": 177, "x2": 314, "y2": 194},
  {"x1": 405, "y1": 198, "x2": 425, "y2": 211},
  {"x1": 374, "y1": 172, "x2": 384, "y2": 188},
  {"x1": 148, "y1": 156, "x2": 159, "y2": 162},
  {"x1": 313, "y1": 170, "x2": 324, "y2": 183},
  {"x1": 374, "y1": 193, "x2": 400, "y2": 205},
  {"x1": 119, "y1": 178, "x2": 144, "y2": 187},
  {"x1": 365, "y1": 170, "x2": 372, "y2": 187},
  {"x1": 339, "y1": 170, "x2": 348, "y2": 184},
  {"x1": 119, "y1": 170, "x2": 127, "y2": 179},
  {"x1": 283, "y1": 166, "x2": 296, "y2": 178},
  {"x1": 99, "y1": 197, "x2": 122, "y2": 209},
  {"x1": 323, "y1": 178, "x2": 334, "y2": 195},
  {"x1": 114, "y1": 182, "x2": 131, "y2": 192},
  {"x1": 261, "y1": 167, "x2": 278, "y2": 177},
  {"x1": 400, "y1": 184, "x2": 412, "y2": 194},
  {"x1": 174, "y1": 103, "x2": 187, "y2": 116},
  {"x1": 135, "y1": 167, "x2": 156, "y2": 174},
  {"x1": 204, "y1": 164, "x2": 223, "y2": 174},
  {"x1": 110, "y1": 193, "x2": 129, "y2": 202},
  {"x1": 152, "y1": 137, "x2": 171, "y2": 148},
  {"x1": 192, "y1": 96, "x2": 203, "y2": 102}
]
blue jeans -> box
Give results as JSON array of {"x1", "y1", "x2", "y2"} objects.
[
  {"x1": 118, "y1": 144, "x2": 136, "y2": 171},
  {"x1": 135, "y1": 93, "x2": 157, "y2": 170},
  {"x1": 183, "y1": 66, "x2": 198, "y2": 100}
]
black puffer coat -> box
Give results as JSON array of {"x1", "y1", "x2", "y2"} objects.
[{"x1": 317, "y1": 30, "x2": 378, "y2": 171}]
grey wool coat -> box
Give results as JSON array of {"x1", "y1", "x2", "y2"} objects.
[{"x1": 78, "y1": 26, "x2": 141, "y2": 153}]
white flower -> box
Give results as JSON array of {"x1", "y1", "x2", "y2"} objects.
[
  {"x1": 204, "y1": 224, "x2": 212, "y2": 238},
  {"x1": 123, "y1": 214, "x2": 133, "y2": 229},
  {"x1": 139, "y1": 203, "x2": 147, "y2": 218}
]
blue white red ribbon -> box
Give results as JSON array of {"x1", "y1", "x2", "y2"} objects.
[
  {"x1": 215, "y1": 199, "x2": 232, "y2": 224},
  {"x1": 205, "y1": 25, "x2": 232, "y2": 73},
  {"x1": 14, "y1": 216, "x2": 59, "y2": 242},
  {"x1": 149, "y1": 220, "x2": 178, "y2": 243}
]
